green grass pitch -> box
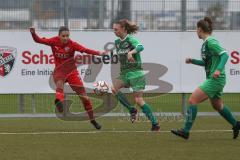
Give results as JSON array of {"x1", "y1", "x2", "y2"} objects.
[
  {"x1": 0, "y1": 93, "x2": 239, "y2": 159},
  {"x1": 0, "y1": 117, "x2": 239, "y2": 160}
]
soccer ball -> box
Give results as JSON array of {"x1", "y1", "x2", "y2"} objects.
[{"x1": 93, "y1": 81, "x2": 109, "y2": 96}]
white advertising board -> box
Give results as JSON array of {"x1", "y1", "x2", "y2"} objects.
[{"x1": 0, "y1": 31, "x2": 239, "y2": 93}]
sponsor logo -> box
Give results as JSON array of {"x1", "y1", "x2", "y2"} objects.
[
  {"x1": 21, "y1": 50, "x2": 119, "y2": 65},
  {"x1": 0, "y1": 46, "x2": 16, "y2": 77}
]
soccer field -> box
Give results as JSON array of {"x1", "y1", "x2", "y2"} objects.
[
  {"x1": 0, "y1": 117, "x2": 239, "y2": 160},
  {"x1": 2, "y1": 0, "x2": 240, "y2": 160},
  {"x1": 0, "y1": 93, "x2": 239, "y2": 159}
]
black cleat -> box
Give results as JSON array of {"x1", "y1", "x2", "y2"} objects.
[
  {"x1": 232, "y1": 121, "x2": 240, "y2": 139},
  {"x1": 55, "y1": 99, "x2": 64, "y2": 113},
  {"x1": 151, "y1": 123, "x2": 160, "y2": 131},
  {"x1": 91, "y1": 120, "x2": 102, "y2": 130},
  {"x1": 130, "y1": 108, "x2": 138, "y2": 123},
  {"x1": 171, "y1": 128, "x2": 189, "y2": 140}
]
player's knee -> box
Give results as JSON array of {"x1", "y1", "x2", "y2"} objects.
[
  {"x1": 111, "y1": 86, "x2": 118, "y2": 94},
  {"x1": 212, "y1": 103, "x2": 223, "y2": 112},
  {"x1": 188, "y1": 98, "x2": 197, "y2": 105},
  {"x1": 135, "y1": 97, "x2": 144, "y2": 106},
  {"x1": 71, "y1": 85, "x2": 86, "y2": 96},
  {"x1": 56, "y1": 84, "x2": 64, "y2": 90},
  {"x1": 56, "y1": 81, "x2": 64, "y2": 89},
  {"x1": 80, "y1": 95, "x2": 90, "y2": 102},
  {"x1": 212, "y1": 106, "x2": 221, "y2": 112},
  {"x1": 75, "y1": 89, "x2": 86, "y2": 96}
]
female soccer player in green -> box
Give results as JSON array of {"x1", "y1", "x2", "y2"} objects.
[
  {"x1": 171, "y1": 17, "x2": 240, "y2": 139},
  {"x1": 111, "y1": 19, "x2": 160, "y2": 131}
]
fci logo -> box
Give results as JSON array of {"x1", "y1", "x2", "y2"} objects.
[{"x1": 0, "y1": 46, "x2": 16, "y2": 77}]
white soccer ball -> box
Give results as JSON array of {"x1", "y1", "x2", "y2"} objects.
[{"x1": 93, "y1": 81, "x2": 109, "y2": 96}]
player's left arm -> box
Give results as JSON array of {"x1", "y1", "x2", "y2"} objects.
[
  {"x1": 216, "y1": 52, "x2": 229, "y2": 71},
  {"x1": 128, "y1": 37, "x2": 144, "y2": 62},
  {"x1": 73, "y1": 42, "x2": 106, "y2": 56},
  {"x1": 208, "y1": 39, "x2": 229, "y2": 78}
]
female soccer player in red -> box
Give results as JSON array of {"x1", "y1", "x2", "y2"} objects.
[{"x1": 30, "y1": 26, "x2": 106, "y2": 129}]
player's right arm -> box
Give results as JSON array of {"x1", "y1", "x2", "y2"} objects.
[
  {"x1": 29, "y1": 27, "x2": 54, "y2": 46},
  {"x1": 186, "y1": 58, "x2": 205, "y2": 66}
]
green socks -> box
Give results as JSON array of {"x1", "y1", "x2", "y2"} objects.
[
  {"x1": 183, "y1": 105, "x2": 198, "y2": 133},
  {"x1": 219, "y1": 106, "x2": 237, "y2": 127},
  {"x1": 116, "y1": 92, "x2": 158, "y2": 125},
  {"x1": 182, "y1": 105, "x2": 237, "y2": 133},
  {"x1": 141, "y1": 103, "x2": 158, "y2": 125},
  {"x1": 116, "y1": 91, "x2": 135, "y2": 112}
]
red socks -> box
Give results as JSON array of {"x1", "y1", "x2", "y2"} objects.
[
  {"x1": 82, "y1": 98, "x2": 94, "y2": 121},
  {"x1": 56, "y1": 88, "x2": 64, "y2": 102}
]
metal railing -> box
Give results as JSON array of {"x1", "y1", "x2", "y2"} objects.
[{"x1": 0, "y1": 0, "x2": 239, "y2": 31}]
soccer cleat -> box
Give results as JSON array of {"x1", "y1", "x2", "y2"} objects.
[
  {"x1": 171, "y1": 128, "x2": 189, "y2": 140},
  {"x1": 232, "y1": 121, "x2": 240, "y2": 139},
  {"x1": 151, "y1": 123, "x2": 160, "y2": 131},
  {"x1": 91, "y1": 120, "x2": 102, "y2": 130},
  {"x1": 55, "y1": 99, "x2": 64, "y2": 113},
  {"x1": 130, "y1": 108, "x2": 138, "y2": 123}
]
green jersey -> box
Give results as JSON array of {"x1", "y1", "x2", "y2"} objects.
[
  {"x1": 201, "y1": 36, "x2": 227, "y2": 79},
  {"x1": 115, "y1": 35, "x2": 143, "y2": 73}
]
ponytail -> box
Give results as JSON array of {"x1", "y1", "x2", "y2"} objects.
[
  {"x1": 115, "y1": 19, "x2": 139, "y2": 34},
  {"x1": 197, "y1": 16, "x2": 213, "y2": 34}
]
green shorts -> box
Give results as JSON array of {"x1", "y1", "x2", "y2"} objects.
[
  {"x1": 199, "y1": 77, "x2": 226, "y2": 99},
  {"x1": 117, "y1": 70, "x2": 146, "y2": 92}
]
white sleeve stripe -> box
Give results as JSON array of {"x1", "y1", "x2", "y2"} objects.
[
  {"x1": 219, "y1": 51, "x2": 227, "y2": 55},
  {"x1": 136, "y1": 44, "x2": 143, "y2": 47}
]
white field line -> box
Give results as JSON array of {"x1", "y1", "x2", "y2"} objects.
[
  {"x1": 0, "y1": 129, "x2": 233, "y2": 135},
  {"x1": 0, "y1": 112, "x2": 239, "y2": 118}
]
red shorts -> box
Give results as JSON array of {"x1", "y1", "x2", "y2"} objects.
[{"x1": 53, "y1": 69, "x2": 86, "y2": 95}]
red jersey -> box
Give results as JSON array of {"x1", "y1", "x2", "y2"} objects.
[{"x1": 31, "y1": 32, "x2": 100, "y2": 73}]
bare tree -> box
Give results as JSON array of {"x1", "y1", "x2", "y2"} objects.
[
  {"x1": 206, "y1": 2, "x2": 225, "y2": 30},
  {"x1": 116, "y1": 0, "x2": 131, "y2": 21}
]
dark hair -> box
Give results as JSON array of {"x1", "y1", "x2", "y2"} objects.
[
  {"x1": 58, "y1": 26, "x2": 69, "y2": 35},
  {"x1": 115, "y1": 19, "x2": 139, "y2": 34},
  {"x1": 197, "y1": 17, "x2": 213, "y2": 34}
]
